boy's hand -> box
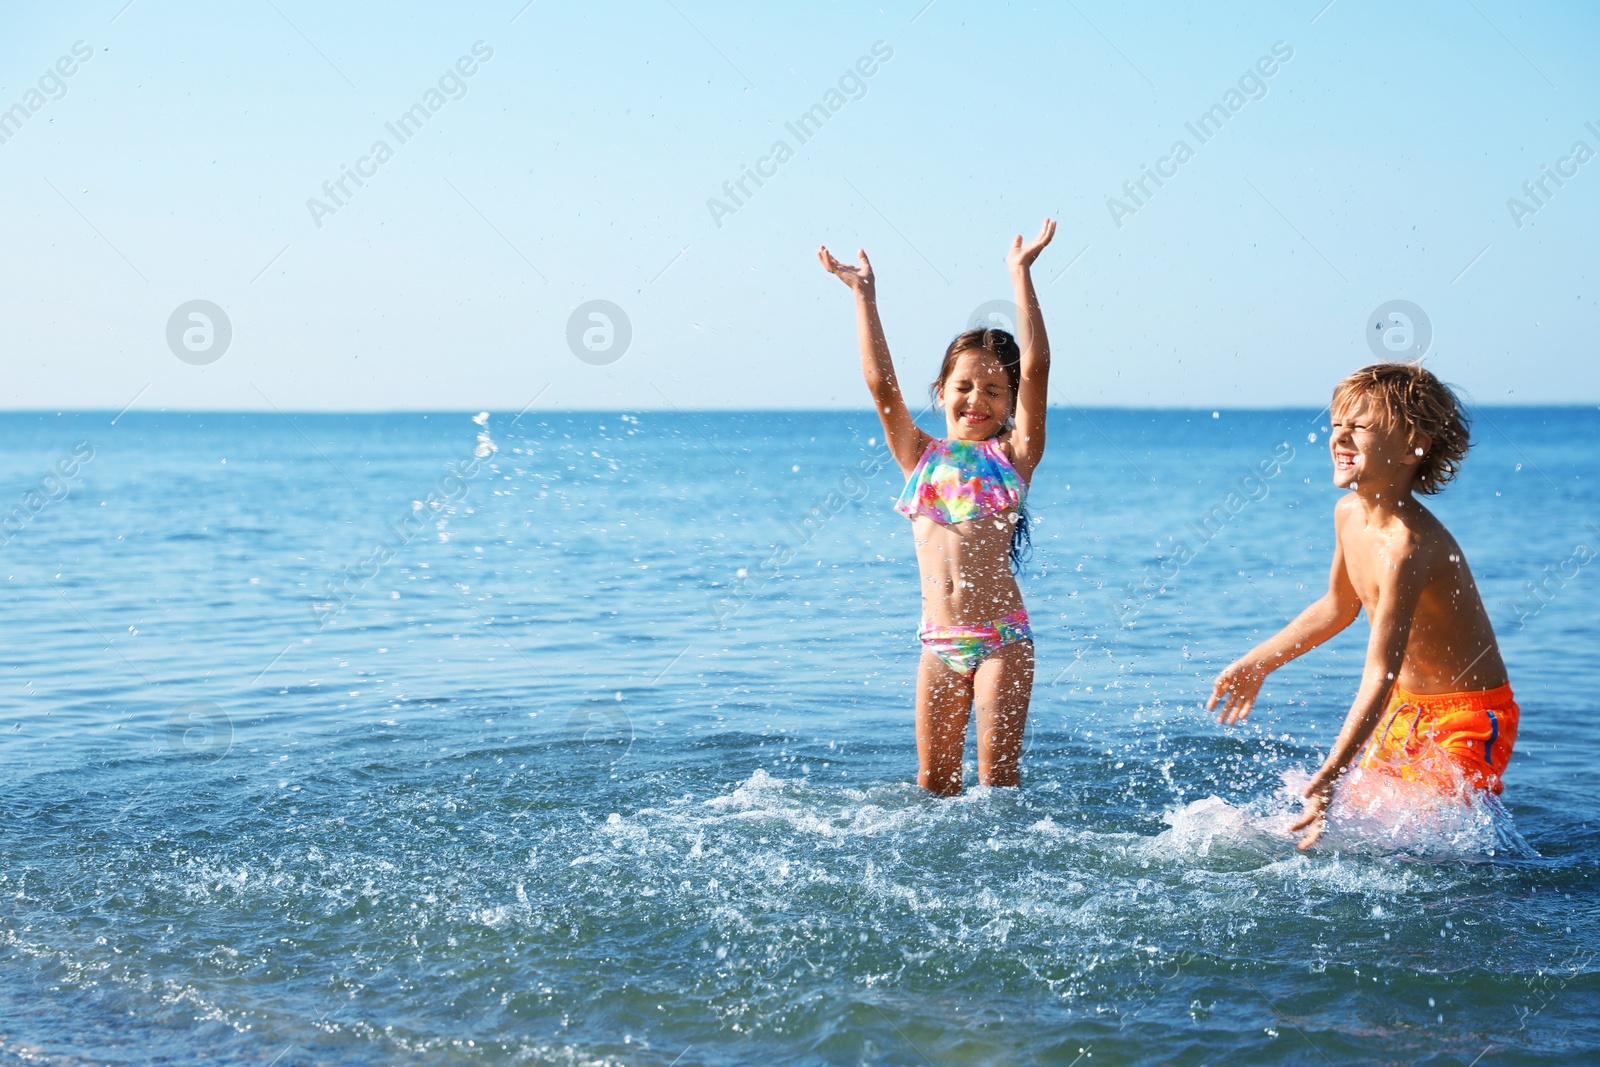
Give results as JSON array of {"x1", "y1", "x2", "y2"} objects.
[
  {"x1": 1289, "y1": 764, "x2": 1341, "y2": 850},
  {"x1": 818, "y1": 246, "x2": 875, "y2": 297},
  {"x1": 1208, "y1": 660, "x2": 1267, "y2": 724},
  {"x1": 1006, "y1": 218, "x2": 1057, "y2": 272}
]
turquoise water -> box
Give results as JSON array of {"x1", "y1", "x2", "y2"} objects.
[{"x1": 0, "y1": 408, "x2": 1595, "y2": 1065}]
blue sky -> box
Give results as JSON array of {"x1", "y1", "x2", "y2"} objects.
[{"x1": 1, "y1": 0, "x2": 1595, "y2": 410}]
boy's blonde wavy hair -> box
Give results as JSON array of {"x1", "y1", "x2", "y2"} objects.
[{"x1": 1332, "y1": 361, "x2": 1471, "y2": 495}]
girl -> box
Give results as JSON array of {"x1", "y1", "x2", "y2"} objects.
[{"x1": 818, "y1": 219, "x2": 1056, "y2": 795}]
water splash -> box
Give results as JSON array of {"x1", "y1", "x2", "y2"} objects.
[
  {"x1": 472, "y1": 410, "x2": 497, "y2": 458},
  {"x1": 1312, "y1": 765, "x2": 1539, "y2": 860}
]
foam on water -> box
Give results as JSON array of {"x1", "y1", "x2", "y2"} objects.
[
  {"x1": 1147, "y1": 771, "x2": 1538, "y2": 867},
  {"x1": 1299, "y1": 765, "x2": 1537, "y2": 861},
  {"x1": 0, "y1": 409, "x2": 1595, "y2": 1064},
  {"x1": 1145, "y1": 794, "x2": 1283, "y2": 861},
  {"x1": 0, "y1": 727, "x2": 1591, "y2": 1064}
]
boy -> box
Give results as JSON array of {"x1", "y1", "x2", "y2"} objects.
[{"x1": 1207, "y1": 362, "x2": 1517, "y2": 849}]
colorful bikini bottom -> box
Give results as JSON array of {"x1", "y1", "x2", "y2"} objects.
[{"x1": 919, "y1": 607, "x2": 1032, "y2": 677}]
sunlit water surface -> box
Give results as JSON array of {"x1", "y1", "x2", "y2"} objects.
[{"x1": 0, "y1": 409, "x2": 1595, "y2": 1065}]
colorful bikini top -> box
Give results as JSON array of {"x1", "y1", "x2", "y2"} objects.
[{"x1": 894, "y1": 437, "x2": 1025, "y2": 525}]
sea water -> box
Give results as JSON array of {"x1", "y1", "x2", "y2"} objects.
[{"x1": 0, "y1": 408, "x2": 1595, "y2": 1065}]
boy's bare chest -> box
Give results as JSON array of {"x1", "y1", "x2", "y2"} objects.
[{"x1": 1340, "y1": 519, "x2": 1422, "y2": 607}]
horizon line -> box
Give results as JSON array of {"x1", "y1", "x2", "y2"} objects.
[{"x1": 1, "y1": 401, "x2": 1594, "y2": 416}]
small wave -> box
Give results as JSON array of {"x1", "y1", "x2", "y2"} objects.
[
  {"x1": 1153, "y1": 768, "x2": 1540, "y2": 864},
  {"x1": 647, "y1": 768, "x2": 934, "y2": 841},
  {"x1": 1142, "y1": 795, "x2": 1285, "y2": 864},
  {"x1": 1146, "y1": 763, "x2": 1538, "y2": 871},
  {"x1": 1313, "y1": 766, "x2": 1539, "y2": 861}
]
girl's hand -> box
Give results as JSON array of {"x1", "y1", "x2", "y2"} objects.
[
  {"x1": 818, "y1": 246, "x2": 875, "y2": 298},
  {"x1": 1289, "y1": 764, "x2": 1341, "y2": 850},
  {"x1": 1006, "y1": 218, "x2": 1057, "y2": 272},
  {"x1": 1208, "y1": 659, "x2": 1267, "y2": 725}
]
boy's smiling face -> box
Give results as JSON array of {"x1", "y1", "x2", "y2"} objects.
[
  {"x1": 938, "y1": 347, "x2": 1013, "y2": 441},
  {"x1": 1329, "y1": 392, "x2": 1425, "y2": 494}
]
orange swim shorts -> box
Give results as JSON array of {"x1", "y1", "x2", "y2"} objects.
[{"x1": 1358, "y1": 683, "x2": 1520, "y2": 794}]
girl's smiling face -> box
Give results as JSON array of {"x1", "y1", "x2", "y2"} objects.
[
  {"x1": 1329, "y1": 393, "x2": 1425, "y2": 493},
  {"x1": 937, "y1": 347, "x2": 1014, "y2": 440}
]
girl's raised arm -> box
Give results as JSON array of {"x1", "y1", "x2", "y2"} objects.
[
  {"x1": 817, "y1": 245, "x2": 928, "y2": 475},
  {"x1": 1006, "y1": 218, "x2": 1056, "y2": 482}
]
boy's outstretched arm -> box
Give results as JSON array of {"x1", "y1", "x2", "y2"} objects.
[
  {"x1": 1210, "y1": 522, "x2": 1362, "y2": 724},
  {"x1": 817, "y1": 245, "x2": 927, "y2": 474},
  {"x1": 1007, "y1": 218, "x2": 1056, "y2": 482},
  {"x1": 1291, "y1": 545, "x2": 1429, "y2": 849}
]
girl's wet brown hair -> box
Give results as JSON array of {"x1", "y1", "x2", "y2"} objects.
[
  {"x1": 931, "y1": 328, "x2": 1023, "y2": 423},
  {"x1": 1332, "y1": 361, "x2": 1471, "y2": 494}
]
